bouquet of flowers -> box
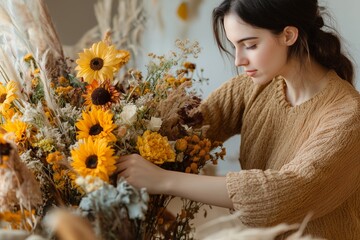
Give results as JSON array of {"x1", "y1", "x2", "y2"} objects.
[{"x1": 0, "y1": 0, "x2": 225, "y2": 239}]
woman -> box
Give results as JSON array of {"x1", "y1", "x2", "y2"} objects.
[{"x1": 116, "y1": 0, "x2": 360, "y2": 238}]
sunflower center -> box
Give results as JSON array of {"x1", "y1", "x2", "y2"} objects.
[
  {"x1": 0, "y1": 143, "x2": 12, "y2": 156},
  {"x1": 90, "y1": 57, "x2": 104, "y2": 71},
  {"x1": 89, "y1": 124, "x2": 103, "y2": 136},
  {"x1": 85, "y1": 155, "x2": 98, "y2": 169},
  {"x1": 0, "y1": 93, "x2": 6, "y2": 103},
  {"x1": 91, "y1": 87, "x2": 111, "y2": 105}
]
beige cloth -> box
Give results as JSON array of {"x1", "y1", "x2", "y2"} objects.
[{"x1": 200, "y1": 70, "x2": 360, "y2": 239}]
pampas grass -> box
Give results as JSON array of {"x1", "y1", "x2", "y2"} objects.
[
  {"x1": 0, "y1": 0, "x2": 64, "y2": 75},
  {"x1": 0, "y1": 0, "x2": 74, "y2": 140},
  {"x1": 0, "y1": 137, "x2": 42, "y2": 213},
  {"x1": 195, "y1": 212, "x2": 326, "y2": 240}
]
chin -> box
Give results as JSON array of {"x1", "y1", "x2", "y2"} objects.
[{"x1": 250, "y1": 76, "x2": 272, "y2": 85}]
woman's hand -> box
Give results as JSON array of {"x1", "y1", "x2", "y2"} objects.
[
  {"x1": 115, "y1": 154, "x2": 233, "y2": 208},
  {"x1": 115, "y1": 154, "x2": 168, "y2": 194}
]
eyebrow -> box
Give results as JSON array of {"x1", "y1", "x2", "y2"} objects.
[{"x1": 237, "y1": 37, "x2": 258, "y2": 44}]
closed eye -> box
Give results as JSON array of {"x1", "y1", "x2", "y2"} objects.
[{"x1": 245, "y1": 44, "x2": 257, "y2": 50}]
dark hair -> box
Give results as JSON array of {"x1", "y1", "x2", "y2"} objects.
[{"x1": 212, "y1": 0, "x2": 354, "y2": 85}]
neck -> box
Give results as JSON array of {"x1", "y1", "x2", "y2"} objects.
[{"x1": 281, "y1": 59, "x2": 329, "y2": 106}]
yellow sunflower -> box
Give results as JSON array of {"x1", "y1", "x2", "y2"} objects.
[
  {"x1": 76, "y1": 108, "x2": 117, "y2": 142},
  {"x1": 71, "y1": 138, "x2": 117, "y2": 182},
  {"x1": 0, "y1": 80, "x2": 17, "y2": 114},
  {"x1": 2, "y1": 119, "x2": 29, "y2": 144},
  {"x1": 83, "y1": 80, "x2": 120, "y2": 109},
  {"x1": 75, "y1": 41, "x2": 121, "y2": 83}
]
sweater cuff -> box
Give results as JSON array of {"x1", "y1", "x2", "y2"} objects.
[{"x1": 226, "y1": 171, "x2": 242, "y2": 207}]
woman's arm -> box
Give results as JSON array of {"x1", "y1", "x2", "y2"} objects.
[
  {"x1": 199, "y1": 74, "x2": 251, "y2": 142},
  {"x1": 115, "y1": 154, "x2": 233, "y2": 208},
  {"x1": 225, "y1": 103, "x2": 360, "y2": 226}
]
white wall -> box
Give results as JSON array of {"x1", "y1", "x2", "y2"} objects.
[
  {"x1": 319, "y1": 0, "x2": 360, "y2": 88},
  {"x1": 47, "y1": 0, "x2": 360, "y2": 175},
  {"x1": 46, "y1": 0, "x2": 360, "y2": 87}
]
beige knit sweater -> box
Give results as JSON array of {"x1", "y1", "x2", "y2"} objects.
[{"x1": 200, "y1": 70, "x2": 360, "y2": 239}]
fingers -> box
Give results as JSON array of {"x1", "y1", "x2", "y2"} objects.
[
  {"x1": 114, "y1": 154, "x2": 139, "y2": 175},
  {"x1": 114, "y1": 161, "x2": 127, "y2": 175},
  {"x1": 116, "y1": 154, "x2": 136, "y2": 163}
]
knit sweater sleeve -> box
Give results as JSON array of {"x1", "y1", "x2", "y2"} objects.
[
  {"x1": 200, "y1": 74, "x2": 252, "y2": 142},
  {"x1": 226, "y1": 96, "x2": 360, "y2": 227}
]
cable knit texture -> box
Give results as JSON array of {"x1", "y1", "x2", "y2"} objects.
[{"x1": 200, "y1": 70, "x2": 360, "y2": 239}]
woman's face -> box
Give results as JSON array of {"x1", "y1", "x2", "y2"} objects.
[{"x1": 224, "y1": 12, "x2": 289, "y2": 85}]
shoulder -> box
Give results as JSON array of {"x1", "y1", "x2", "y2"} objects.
[
  {"x1": 319, "y1": 71, "x2": 360, "y2": 127},
  {"x1": 327, "y1": 71, "x2": 360, "y2": 111}
]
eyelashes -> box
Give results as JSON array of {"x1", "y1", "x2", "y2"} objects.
[
  {"x1": 231, "y1": 44, "x2": 257, "y2": 50},
  {"x1": 245, "y1": 44, "x2": 257, "y2": 50}
]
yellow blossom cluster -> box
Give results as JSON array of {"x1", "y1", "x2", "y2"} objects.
[
  {"x1": 55, "y1": 86, "x2": 73, "y2": 96},
  {"x1": 46, "y1": 151, "x2": 64, "y2": 164},
  {"x1": 128, "y1": 83, "x2": 151, "y2": 97},
  {"x1": 29, "y1": 63, "x2": 40, "y2": 89},
  {"x1": 52, "y1": 76, "x2": 76, "y2": 101},
  {"x1": 46, "y1": 151, "x2": 71, "y2": 190},
  {"x1": 183, "y1": 61, "x2": 196, "y2": 72},
  {"x1": 165, "y1": 75, "x2": 190, "y2": 88},
  {"x1": 23, "y1": 53, "x2": 34, "y2": 63},
  {"x1": 175, "y1": 135, "x2": 225, "y2": 173},
  {"x1": 164, "y1": 61, "x2": 196, "y2": 89},
  {"x1": 137, "y1": 130, "x2": 175, "y2": 164},
  {"x1": 31, "y1": 78, "x2": 39, "y2": 88},
  {"x1": 34, "y1": 138, "x2": 56, "y2": 153}
]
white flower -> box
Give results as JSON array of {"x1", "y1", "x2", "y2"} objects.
[
  {"x1": 21, "y1": 102, "x2": 40, "y2": 123},
  {"x1": 147, "y1": 117, "x2": 162, "y2": 131},
  {"x1": 116, "y1": 179, "x2": 149, "y2": 220},
  {"x1": 120, "y1": 104, "x2": 137, "y2": 125},
  {"x1": 75, "y1": 176, "x2": 105, "y2": 193}
]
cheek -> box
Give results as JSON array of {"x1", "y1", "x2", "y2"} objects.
[
  {"x1": 253, "y1": 47, "x2": 274, "y2": 68},
  {"x1": 260, "y1": 44, "x2": 287, "y2": 71}
]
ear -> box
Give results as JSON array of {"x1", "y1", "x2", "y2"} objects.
[{"x1": 282, "y1": 26, "x2": 298, "y2": 46}]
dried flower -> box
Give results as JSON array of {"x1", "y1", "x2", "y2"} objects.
[
  {"x1": 0, "y1": 80, "x2": 17, "y2": 115},
  {"x1": 83, "y1": 80, "x2": 120, "y2": 110},
  {"x1": 137, "y1": 130, "x2": 175, "y2": 164},
  {"x1": 119, "y1": 104, "x2": 137, "y2": 125},
  {"x1": 76, "y1": 108, "x2": 117, "y2": 142},
  {"x1": 0, "y1": 4, "x2": 223, "y2": 238},
  {"x1": 75, "y1": 41, "x2": 122, "y2": 83},
  {"x1": 71, "y1": 138, "x2": 117, "y2": 182},
  {"x1": 147, "y1": 117, "x2": 162, "y2": 131}
]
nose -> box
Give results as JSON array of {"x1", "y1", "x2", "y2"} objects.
[{"x1": 234, "y1": 49, "x2": 248, "y2": 67}]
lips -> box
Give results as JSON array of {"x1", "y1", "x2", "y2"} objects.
[{"x1": 245, "y1": 70, "x2": 257, "y2": 77}]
